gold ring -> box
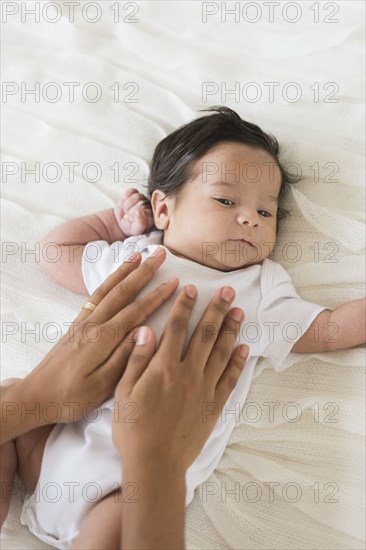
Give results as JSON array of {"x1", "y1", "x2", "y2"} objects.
[{"x1": 82, "y1": 301, "x2": 97, "y2": 312}]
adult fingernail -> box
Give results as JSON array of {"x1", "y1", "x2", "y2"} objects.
[
  {"x1": 185, "y1": 285, "x2": 197, "y2": 299},
  {"x1": 221, "y1": 286, "x2": 235, "y2": 303},
  {"x1": 129, "y1": 252, "x2": 141, "y2": 261},
  {"x1": 136, "y1": 327, "x2": 149, "y2": 345},
  {"x1": 166, "y1": 276, "x2": 179, "y2": 285},
  {"x1": 151, "y1": 246, "x2": 164, "y2": 257},
  {"x1": 230, "y1": 308, "x2": 244, "y2": 322},
  {"x1": 239, "y1": 345, "x2": 249, "y2": 359}
]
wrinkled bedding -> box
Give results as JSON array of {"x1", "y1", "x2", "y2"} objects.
[{"x1": 1, "y1": 1, "x2": 365, "y2": 548}]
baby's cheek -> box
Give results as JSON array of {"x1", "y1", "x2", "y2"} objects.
[{"x1": 261, "y1": 237, "x2": 276, "y2": 259}]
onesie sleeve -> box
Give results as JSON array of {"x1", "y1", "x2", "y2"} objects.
[
  {"x1": 254, "y1": 260, "x2": 329, "y2": 372},
  {"x1": 81, "y1": 231, "x2": 164, "y2": 295},
  {"x1": 81, "y1": 240, "x2": 126, "y2": 295}
]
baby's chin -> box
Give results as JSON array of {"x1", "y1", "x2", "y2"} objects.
[
  {"x1": 164, "y1": 245, "x2": 265, "y2": 272},
  {"x1": 209, "y1": 257, "x2": 265, "y2": 272},
  {"x1": 199, "y1": 243, "x2": 267, "y2": 271}
]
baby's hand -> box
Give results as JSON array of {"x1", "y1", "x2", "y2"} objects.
[{"x1": 114, "y1": 188, "x2": 155, "y2": 236}]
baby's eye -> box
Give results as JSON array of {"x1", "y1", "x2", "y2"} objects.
[
  {"x1": 215, "y1": 198, "x2": 235, "y2": 206},
  {"x1": 258, "y1": 210, "x2": 272, "y2": 217}
]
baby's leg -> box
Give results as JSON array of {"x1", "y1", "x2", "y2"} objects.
[
  {"x1": 72, "y1": 490, "x2": 122, "y2": 550},
  {"x1": 0, "y1": 378, "x2": 54, "y2": 527},
  {"x1": 15, "y1": 424, "x2": 54, "y2": 491}
]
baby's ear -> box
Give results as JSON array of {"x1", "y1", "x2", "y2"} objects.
[{"x1": 151, "y1": 190, "x2": 173, "y2": 230}]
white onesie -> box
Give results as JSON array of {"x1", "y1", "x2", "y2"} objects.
[{"x1": 21, "y1": 230, "x2": 328, "y2": 549}]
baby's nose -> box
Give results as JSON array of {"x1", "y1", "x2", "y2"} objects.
[{"x1": 237, "y1": 211, "x2": 259, "y2": 227}]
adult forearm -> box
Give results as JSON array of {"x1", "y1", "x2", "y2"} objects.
[
  {"x1": 121, "y1": 462, "x2": 186, "y2": 550},
  {"x1": 329, "y1": 297, "x2": 366, "y2": 350},
  {"x1": 0, "y1": 380, "x2": 49, "y2": 444}
]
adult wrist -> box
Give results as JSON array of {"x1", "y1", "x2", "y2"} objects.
[
  {"x1": 122, "y1": 457, "x2": 187, "y2": 482},
  {"x1": 17, "y1": 376, "x2": 51, "y2": 428},
  {"x1": 120, "y1": 462, "x2": 186, "y2": 550},
  {"x1": 0, "y1": 378, "x2": 48, "y2": 443}
]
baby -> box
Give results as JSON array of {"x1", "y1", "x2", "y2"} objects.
[{"x1": 3, "y1": 107, "x2": 365, "y2": 549}]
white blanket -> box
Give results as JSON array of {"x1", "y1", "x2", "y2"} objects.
[{"x1": 1, "y1": 1, "x2": 365, "y2": 548}]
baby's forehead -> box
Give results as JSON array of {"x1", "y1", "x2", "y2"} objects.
[
  {"x1": 194, "y1": 140, "x2": 279, "y2": 167},
  {"x1": 189, "y1": 143, "x2": 281, "y2": 192}
]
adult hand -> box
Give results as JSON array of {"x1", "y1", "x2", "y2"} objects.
[
  {"x1": 112, "y1": 284, "x2": 248, "y2": 475},
  {"x1": 1, "y1": 248, "x2": 179, "y2": 443}
]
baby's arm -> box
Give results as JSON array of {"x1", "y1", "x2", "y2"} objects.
[
  {"x1": 39, "y1": 188, "x2": 153, "y2": 295},
  {"x1": 291, "y1": 298, "x2": 366, "y2": 353}
]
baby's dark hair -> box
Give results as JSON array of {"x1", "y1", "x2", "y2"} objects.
[{"x1": 146, "y1": 106, "x2": 297, "y2": 234}]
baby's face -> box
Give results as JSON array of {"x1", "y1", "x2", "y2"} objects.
[{"x1": 153, "y1": 142, "x2": 281, "y2": 271}]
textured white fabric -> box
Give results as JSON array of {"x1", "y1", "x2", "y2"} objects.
[{"x1": 1, "y1": 1, "x2": 365, "y2": 548}]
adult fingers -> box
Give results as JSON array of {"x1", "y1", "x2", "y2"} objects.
[
  {"x1": 214, "y1": 345, "x2": 249, "y2": 404},
  {"x1": 117, "y1": 327, "x2": 157, "y2": 391},
  {"x1": 75, "y1": 252, "x2": 142, "y2": 324},
  {"x1": 107, "y1": 276, "x2": 179, "y2": 345},
  {"x1": 80, "y1": 276, "x2": 179, "y2": 369},
  {"x1": 184, "y1": 286, "x2": 236, "y2": 369},
  {"x1": 157, "y1": 285, "x2": 197, "y2": 362},
  {"x1": 204, "y1": 307, "x2": 245, "y2": 389},
  {"x1": 89, "y1": 247, "x2": 168, "y2": 324},
  {"x1": 90, "y1": 326, "x2": 154, "y2": 401}
]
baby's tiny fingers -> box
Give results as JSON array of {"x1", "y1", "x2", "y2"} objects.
[
  {"x1": 119, "y1": 188, "x2": 138, "y2": 203},
  {"x1": 131, "y1": 200, "x2": 152, "y2": 217},
  {"x1": 122, "y1": 192, "x2": 147, "y2": 213},
  {"x1": 115, "y1": 188, "x2": 138, "y2": 210}
]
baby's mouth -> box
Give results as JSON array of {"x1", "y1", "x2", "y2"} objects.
[{"x1": 229, "y1": 239, "x2": 255, "y2": 248}]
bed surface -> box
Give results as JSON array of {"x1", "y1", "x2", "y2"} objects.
[{"x1": 1, "y1": 1, "x2": 365, "y2": 548}]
